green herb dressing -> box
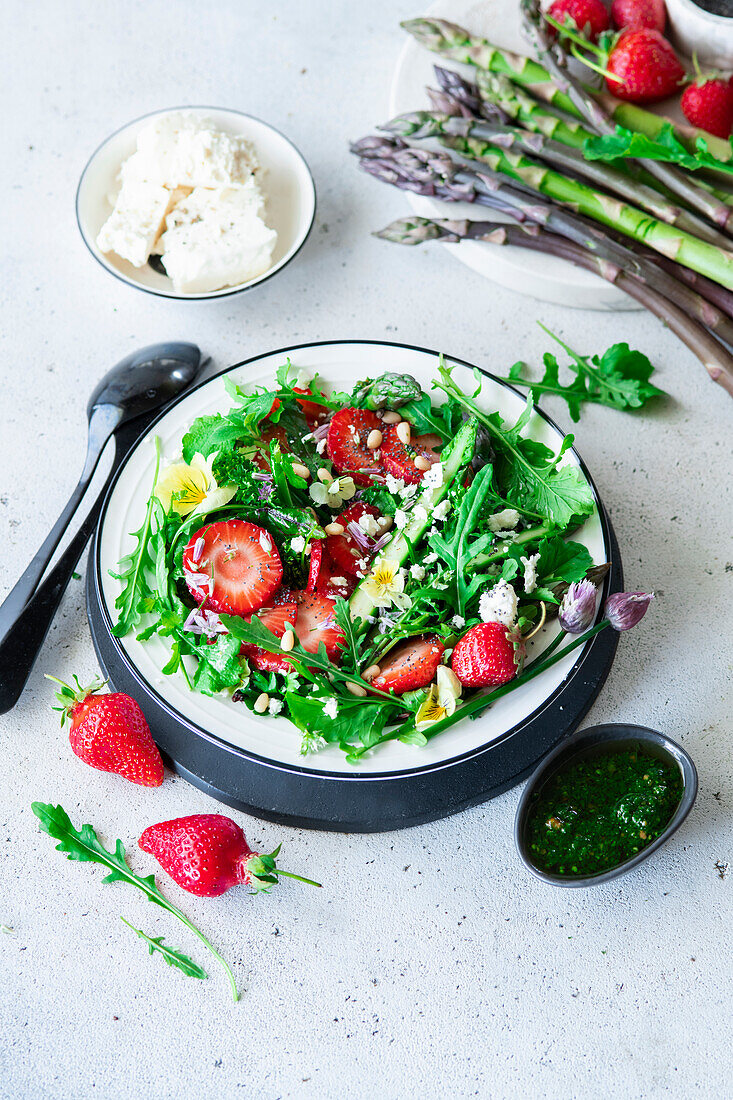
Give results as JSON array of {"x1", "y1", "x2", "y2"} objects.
[{"x1": 527, "y1": 744, "x2": 683, "y2": 877}]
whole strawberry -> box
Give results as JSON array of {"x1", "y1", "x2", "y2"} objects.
[
  {"x1": 451, "y1": 622, "x2": 525, "y2": 689},
  {"x1": 681, "y1": 77, "x2": 733, "y2": 139},
  {"x1": 605, "y1": 30, "x2": 685, "y2": 102},
  {"x1": 48, "y1": 675, "x2": 164, "y2": 787},
  {"x1": 139, "y1": 813, "x2": 321, "y2": 897},
  {"x1": 548, "y1": 0, "x2": 610, "y2": 41},
  {"x1": 611, "y1": 0, "x2": 666, "y2": 33}
]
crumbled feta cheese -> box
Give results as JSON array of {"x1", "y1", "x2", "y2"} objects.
[
  {"x1": 493, "y1": 531, "x2": 516, "y2": 543},
  {"x1": 432, "y1": 500, "x2": 451, "y2": 522},
  {"x1": 487, "y1": 509, "x2": 521, "y2": 533},
  {"x1": 357, "y1": 512, "x2": 380, "y2": 537},
  {"x1": 290, "y1": 536, "x2": 306, "y2": 553},
  {"x1": 323, "y1": 697, "x2": 338, "y2": 720},
  {"x1": 400, "y1": 483, "x2": 418, "y2": 500},
  {"x1": 294, "y1": 367, "x2": 313, "y2": 388},
  {"x1": 394, "y1": 508, "x2": 409, "y2": 531},
  {"x1": 412, "y1": 505, "x2": 428, "y2": 527},
  {"x1": 479, "y1": 579, "x2": 519, "y2": 627},
  {"x1": 451, "y1": 615, "x2": 466, "y2": 629},
  {"x1": 316, "y1": 438, "x2": 327, "y2": 455},
  {"x1": 521, "y1": 552, "x2": 540, "y2": 594},
  {"x1": 422, "y1": 462, "x2": 443, "y2": 489},
  {"x1": 268, "y1": 698, "x2": 284, "y2": 716},
  {"x1": 410, "y1": 564, "x2": 426, "y2": 581},
  {"x1": 385, "y1": 474, "x2": 405, "y2": 495},
  {"x1": 130, "y1": 113, "x2": 259, "y2": 188}
]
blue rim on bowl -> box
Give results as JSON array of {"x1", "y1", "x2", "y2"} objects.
[
  {"x1": 75, "y1": 106, "x2": 317, "y2": 301},
  {"x1": 514, "y1": 723, "x2": 698, "y2": 887}
]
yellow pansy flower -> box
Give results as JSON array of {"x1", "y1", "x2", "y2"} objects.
[
  {"x1": 415, "y1": 665, "x2": 463, "y2": 732},
  {"x1": 361, "y1": 558, "x2": 412, "y2": 611},
  {"x1": 155, "y1": 452, "x2": 236, "y2": 519}
]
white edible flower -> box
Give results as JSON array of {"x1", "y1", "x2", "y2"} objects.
[
  {"x1": 309, "y1": 475, "x2": 356, "y2": 509},
  {"x1": 155, "y1": 451, "x2": 236, "y2": 519},
  {"x1": 316, "y1": 438, "x2": 327, "y2": 455},
  {"x1": 521, "y1": 552, "x2": 540, "y2": 594},
  {"x1": 268, "y1": 698, "x2": 284, "y2": 716},
  {"x1": 301, "y1": 432, "x2": 314, "y2": 444},
  {"x1": 415, "y1": 666, "x2": 463, "y2": 732},
  {"x1": 423, "y1": 553, "x2": 438, "y2": 565},
  {"x1": 410, "y1": 564, "x2": 426, "y2": 581},
  {"x1": 400, "y1": 482, "x2": 418, "y2": 500},
  {"x1": 451, "y1": 615, "x2": 465, "y2": 630},
  {"x1": 290, "y1": 535, "x2": 306, "y2": 553},
  {"x1": 422, "y1": 462, "x2": 443, "y2": 489},
  {"x1": 488, "y1": 509, "x2": 521, "y2": 533},
  {"x1": 361, "y1": 559, "x2": 412, "y2": 611},
  {"x1": 357, "y1": 512, "x2": 380, "y2": 537},
  {"x1": 479, "y1": 579, "x2": 519, "y2": 627},
  {"x1": 323, "y1": 697, "x2": 338, "y2": 720},
  {"x1": 433, "y1": 500, "x2": 451, "y2": 522}
]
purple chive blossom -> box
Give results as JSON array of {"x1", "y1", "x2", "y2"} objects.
[
  {"x1": 346, "y1": 520, "x2": 377, "y2": 554},
  {"x1": 558, "y1": 579, "x2": 598, "y2": 634},
  {"x1": 191, "y1": 536, "x2": 205, "y2": 564},
  {"x1": 311, "y1": 419, "x2": 331, "y2": 442},
  {"x1": 605, "y1": 591, "x2": 655, "y2": 631},
  {"x1": 183, "y1": 607, "x2": 226, "y2": 638}
]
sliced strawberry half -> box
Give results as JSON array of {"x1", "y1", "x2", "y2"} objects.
[
  {"x1": 326, "y1": 407, "x2": 384, "y2": 485},
  {"x1": 326, "y1": 502, "x2": 381, "y2": 577},
  {"x1": 371, "y1": 635, "x2": 445, "y2": 695},
  {"x1": 240, "y1": 600, "x2": 298, "y2": 674},
  {"x1": 183, "y1": 520, "x2": 283, "y2": 617},
  {"x1": 315, "y1": 549, "x2": 357, "y2": 600},
  {"x1": 294, "y1": 386, "x2": 329, "y2": 424},
  {"x1": 381, "y1": 428, "x2": 442, "y2": 485},
  {"x1": 288, "y1": 589, "x2": 345, "y2": 663},
  {"x1": 307, "y1": 539, "x2": 324, "y2": 592}
]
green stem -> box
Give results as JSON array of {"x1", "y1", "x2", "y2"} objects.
[
  {"x1": 274, "y1": 870, "x2": 323, "y2": 887},
  {"x1": 467, "y1": 524, "x2": 554, "y2": 574}
]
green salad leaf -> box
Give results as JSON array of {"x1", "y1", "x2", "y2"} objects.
[
  {"x1": 110, "y1": 440, "x2": 162, "y2": 637},
  {"x1": 120, "y1": 918, "x2": 208, "y2": 981},
  {"x1": 508, "y1": 326, "x2": 666, "y2": 421},
  {"x1": 584, "y1": 123, "x2": 733, "y2": 178}
]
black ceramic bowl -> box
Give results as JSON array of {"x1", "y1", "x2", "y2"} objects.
[{"x1": 514, "y1": 723, "x2": 698, "y2": 888}]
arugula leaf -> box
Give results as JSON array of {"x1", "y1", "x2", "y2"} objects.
[
  {"x1": 428, "y1": 464, "x2": 501, "y2": 613},
  {"x1": 110, "y1": 439, "x2": 162, "y2": 637},
  {"x1": 286, "y1": 691, "x2": 392, "y2": 757},
  {"x1": 187, "y1": 632, "x2": 245, "y2": 695},
  {"x1": 536, "y1": 536, "x2": 593, "y2": 587},
  {"x1": 358, "y1": 486, "x2": 399, "y2": 517},
  {"x1": 585, "y1": 123, "x2": 733, "y2": 177},
  {"x1": 224, "y1": 377, "x2": 281, "y2": 430},
  {"x1": 120, "y1": 918, "x2": 208, "y2": 981},
  {"x1": 433, "y1": 361, "x2": 595, "y2": 528},
  {"x1": 399, "y1": 391, "x2": 461, "y2": 440},
  {"x1": 181, "y1": 414, "x2": 247, "y2": 462},
  {"x1": 508, "y1": 326, "x2": 666, "y2": 421},
  {"x1": 31, "y1": 802, "x2": 238, "y2": 1000}
]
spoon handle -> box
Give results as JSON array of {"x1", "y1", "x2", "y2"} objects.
[
  {"x1": 0, "y1": 415, "x2": 152, "y2": 713},
  {"x1": 0, "y1": 404, "x2": 121, "y2": 634}
]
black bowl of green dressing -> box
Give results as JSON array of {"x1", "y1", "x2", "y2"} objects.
[{"x1": 514, "y1": 724, "x2": 698, "y2": 888}]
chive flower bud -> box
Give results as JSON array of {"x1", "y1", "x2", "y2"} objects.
[
  {"x1": 558, "y1": 579, "x2": 597, "y2": 634},
  {"x1": 605, "y1": 591, "x2": 654, "y2": 631}
]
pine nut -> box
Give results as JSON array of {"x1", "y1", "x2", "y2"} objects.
[
  {"x1": 366, "y1": 429, "x2": 383, "y2": 450},
  {"x1": 292, "y1": 463, "x2": 310, "y2": 479},
  {"x1": 382, "y1": 410, "x2": 401, "y2": 424},
  {"x1": 254, "y1": 692, "x2": 269, "y2": 714},
  {"x1": 395, "y1": 421, "x2": 411, "y2": 445},
  {"x1": 414, "y1": 455, "x2": 431, "y2": 471},
  {"x1": 362, "y1": 664, "x2": 381, "y2": 682},
  {"x1": 280, "y1": 629, "x2": 295, "y2": 652},
  {"x1": 346, "y1": 682, "x2": 367, "y2": 697},
  {"x1": 317, "y1": 467, "x2": 333, "y2": 484},
  {"x1": 325, "y1": 522, "x2": 345, "y2": 536},
  {"x1": 377, "y1": 515, "x2": 393, "y2": 531}
]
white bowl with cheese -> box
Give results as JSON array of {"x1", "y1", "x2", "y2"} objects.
[{"x1": 76, "y1": 107, "x2": 316, "y2": 300}]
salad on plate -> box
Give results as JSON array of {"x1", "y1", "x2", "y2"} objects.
[{"x1": 111, "y1": 358, "x2": 609, "y2": 761}]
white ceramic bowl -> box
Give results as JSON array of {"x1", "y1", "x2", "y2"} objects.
[
  {"x1": 666, "y1": 0, "x2": 733, "y2": 69},
  {"x1": 76, "y1": 106, "x2": 316, "y2": 300},
  {"x1": 389, "y1": 0, "x2": 642, "y2": 310}
]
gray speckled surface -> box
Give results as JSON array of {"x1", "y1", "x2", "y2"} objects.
[{"x1": 2, "y1": 2, "x2": 732, "y2": 1098}]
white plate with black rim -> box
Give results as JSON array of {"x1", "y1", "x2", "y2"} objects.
[{"x1": 87, "y1": 339, "x2": 622, "y2": 831}]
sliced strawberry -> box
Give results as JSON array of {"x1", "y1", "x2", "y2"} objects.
[
  {"x1": 315, "y1": 549, "x2": 357, "y2": 600},
  {"x1": 307, "y1": 539, "x2": 324, "y2": 592},
  {"x1": 239, "y1": 601, "x2": 298, "y2": 674},
  {"x1": 288, "y1": 590, "x2": 345, "y2": 662},
  {"x1": 183, "y1": 520, "x2": 283, "y2": 617},
  {"x1": 381, "y1": 428, "x2": 442, "y2": 485},
  {"x1": 326, "y1": 502, "x2": 381, "y2": 577},
  {"x1": 326, "y1": 407, "x2": 383, "y2": 485},
  {"x1": 294, "y1": 386, "x2": 329, "y2": 424},
  {"x1": 371, "y1": 635, "x2": 445, "y2": 695}
]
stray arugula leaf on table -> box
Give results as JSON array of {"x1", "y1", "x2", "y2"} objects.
[
  {"x1": 32, "y1": 801, "x2": 238, "y2": 999},
  {"x1": 508, "y1": 325, "x2": 666, "y2": 421}
]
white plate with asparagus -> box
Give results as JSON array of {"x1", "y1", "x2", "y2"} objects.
[{"x1": 374, "y1": 0, "x2": 733, "y2": 360}]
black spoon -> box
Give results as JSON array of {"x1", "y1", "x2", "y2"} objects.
[{"x1": 0, "y1": 342, "x2": 203, "y2": 713}]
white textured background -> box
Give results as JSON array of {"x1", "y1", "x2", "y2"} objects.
[{"x1": 2, "y1": 2, "x2": 732, "y2": 1098}]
